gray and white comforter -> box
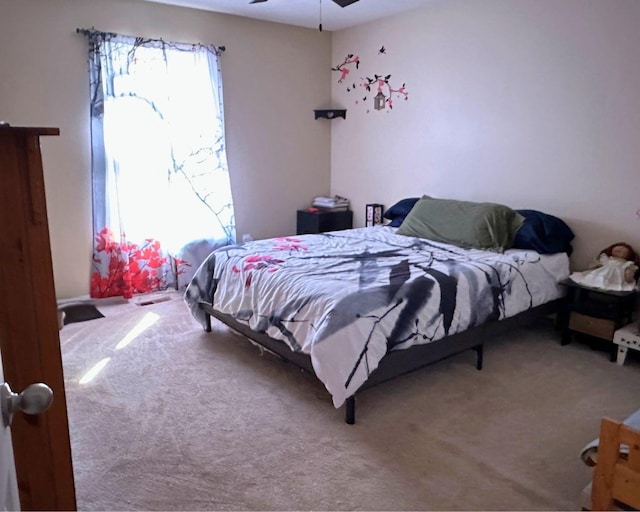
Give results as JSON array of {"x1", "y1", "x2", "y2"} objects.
[{"x1": 185, "y1": 226, "x2": 570, "y2": 407}]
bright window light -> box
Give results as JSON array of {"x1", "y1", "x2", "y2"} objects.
[{"x1": 114, "y1": 312, "x2": 160, "y2": 350}]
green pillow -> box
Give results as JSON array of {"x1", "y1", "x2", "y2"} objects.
[{"x1": 396, "y1": 196, "x2": 524, "y2": 252}]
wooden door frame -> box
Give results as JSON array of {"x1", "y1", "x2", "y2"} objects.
[{"x1": 0, "y1": 126, "x2": 76, "y2": 510}]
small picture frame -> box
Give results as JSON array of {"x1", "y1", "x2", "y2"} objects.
[{"x1": 366, "y1": 203, "x2": 384, "y2": 227}]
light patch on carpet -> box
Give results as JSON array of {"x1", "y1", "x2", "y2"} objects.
[
  {"x1": 79, "y1": 357, "x2": 111, "y2": 385},
  {"x1": 115, "y1": 312, "x2": 160, "y2": 350}
]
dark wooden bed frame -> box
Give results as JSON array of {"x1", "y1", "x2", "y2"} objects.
[{"x1": 199, "y1": 300, "x2": 561, "y2": 424}]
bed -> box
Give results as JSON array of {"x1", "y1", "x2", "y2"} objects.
[{"x1": 184, "y1": 197, "x2": 573, "y2": 423}]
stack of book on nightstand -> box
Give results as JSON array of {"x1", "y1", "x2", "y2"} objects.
[{"x1": 312, "y1": 195, "x2": 350, "y2": 211}]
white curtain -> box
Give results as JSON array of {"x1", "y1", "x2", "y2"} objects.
[{"x1": 84, "y1": 32, "x2": 235, "y2": 298}]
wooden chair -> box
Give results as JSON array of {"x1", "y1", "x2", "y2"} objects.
[{"x1": 591, "y1": 417, "x2": 640, "y2": 510}]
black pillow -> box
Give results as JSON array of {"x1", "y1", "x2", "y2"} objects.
[
  {"x1": 512, "y1": 209, "x2": 574, "y2": 255},
  {"x1": 383, "y1": 197, "x2": 420, "y2": 227}
]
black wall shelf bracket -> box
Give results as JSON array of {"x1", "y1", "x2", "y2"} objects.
[{"x1": 314, "y1": 109, "x2": 347, "y2": 120}]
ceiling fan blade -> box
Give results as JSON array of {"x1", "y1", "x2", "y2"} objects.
[
  {"x1": 332, "y1": 0, "x2": 359, "y2": 7},
  {"x1": 250, "y1": 0, "x2": 359, "y2": 6}
]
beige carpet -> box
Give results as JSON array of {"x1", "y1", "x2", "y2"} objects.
[{"x1": 59, "y1": 292, "x2": 640, "y2": 510}]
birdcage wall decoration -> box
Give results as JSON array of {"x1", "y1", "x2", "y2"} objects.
[{"x1": 332, "y1": 49, "x2": 409, "y2": 114}]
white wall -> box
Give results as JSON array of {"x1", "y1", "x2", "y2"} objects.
[
  {"x1": 331, "y1": 0, "x2": 640, "y2": 271},
  {"x1": 4, "y1": 0, "x2": 639, "y2": 297},
  {"x1": 0, "y1": 0, "x2": 332, "y2": 298}
]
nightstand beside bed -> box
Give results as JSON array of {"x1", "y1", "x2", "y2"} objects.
[
  {"x1": 559, "y1": 279, "x2": 637, "y2": 361},
  {"x1": 296, "y1": 209, "x2": 353, "y2": 235}
]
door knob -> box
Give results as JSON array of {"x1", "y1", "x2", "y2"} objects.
[{"x1": 1, "y1": 382, "x2": 53, "y2": 428}]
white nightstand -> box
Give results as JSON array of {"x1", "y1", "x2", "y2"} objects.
[{"x1": 612, "y1": 322, "x2": 640, "y2": 365}]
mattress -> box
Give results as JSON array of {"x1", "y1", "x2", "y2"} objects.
[{"x1": 185, "y1": 226, "x2": 570, "y2": 407}]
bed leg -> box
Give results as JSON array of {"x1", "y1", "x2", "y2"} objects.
[
  {"x1": 474, "y1": 344, "x2": 484, "y2": 370},
  {"x1": 204, "y1": 313, "x2": 212, "y2": 333},
  {"x1": 345, "y1": 396, "x2": 355, "y2": 425}
]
